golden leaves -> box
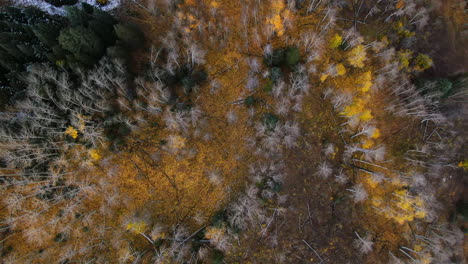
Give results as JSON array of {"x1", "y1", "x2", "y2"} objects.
[
  {"x1": 396, "y1": 0, "x2": 405, "y2": 9},
  {"x1": 336, "y1": 63, "x2": 347, "y2": 76},
  {"x1": 89, "y1": 149, "x2": 102, "y2": 161},
  {"x1": 357, "y1": 71, "x2": 372, "y2": 92},
  {"x1": 398, "y1": 50, "x2": 413, "y2": 70},
  {"x1": 458, "y1": 160, "x2": 468, "y2": 170},
  {"x1": 329, "y1": 34, "x2": 343, "y2": 49},
  {"x1": 210, "y1": 1, "x2": 220, "y2": 8},
  {"x1": 126, "y1": 221, "x2": 147, "y2": 234},
  {"x1": 340, "y1": 98, "x2": 373, "y2": 122},
  {"x1": 65, "y1": 126, "x2": 78, "y2": 139},
  {"x1": 347, "y1": 45, "x2": 367, "y2": 68},
  {"x1": 413, "y1": 54, "x2": 433, "y2": 72},
  {"x1": 266, "y1": 0, "x2": 291, "y2": 37},
  {"x1": 370, "y1": 128, "x2": 380, "y2": 139}
]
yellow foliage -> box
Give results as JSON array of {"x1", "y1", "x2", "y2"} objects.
[
  {"x1": 329, "y1": 34, "x2": 343, "y2": 49},
  {"x1": 126, "y1": 221, "x2": 147, "y2": 234},
  {"x1": 419, "y1": 253, "x2": 433, "y2": 264},
  {"x1": 394, "y1": 21, "x2": 415, "y2": 38},
  {"x1": 153, "y1": 232, "x2": 166, "y2": 240},
  {"x1": 357, "y1": 71, "x2": 372, "y2": 92},
  {"x1": 362, "y1": 139, "x2": 374, "y2": 149},
  {"x1": 458, "y1": 160, "x2": 468, "y2": 170},
  {"x1": 359, "y1": 110, "x2": 373, "y2": 121},
  {"x1": 413, "y1": 54, "x2": 433, "y2": 72},
  {"x1": 414, "y1": 244, "x2": 423, "y2": 252},
  {"x1": 268, "y1": 15, "x2": 285, "y2": 36},
  {"x1": 341, "y1": 98, "x2": 365, "y2": 117},
  {"x1": 336, "y1": 63, "x2": 346, "y2": 76},
  {"x1": 340, "y1": 98, "x2": 373, "y2": 122},
  {"x1": 371, "y1": 129, "x2": 381, "y2": 139},
  {"x1": 413, "y1": 197, "x2": 424, "y2": 207},
  {"x1": 366, "y1": 177, "x2": 379, "y2": 188},
  {"x1": 267, "y1": 0, "x2": 287, "y2": 37},
  {"x1": 386, "y1": 189, "x2": 427, "y2": 224},
  {"x1": 394, "y1": 189, "x2": 407, "y2": 197},
  {"x1": 347, "y1": 45, "x2": 366, "y2": 68},
  {"x1": 210, "y1": 1, "x2": 220, "y2": 8},
  {"x1": 396, "y1": 0, "x2": 405, "y2": 9},
  {"x1": 396, "y1": 200, "x2": 413, "y2": 211},
  {"x1": 65, "y1": 126, "x2": 78, "y2": 139},
  {"x1": 320, "y1": 73, "x2": 329, "y2": 82},
  {"x1": 176, "y1": 10, "x2": 200, "y2": 33},
  {"x1": 399, "y1": 29, "x2": 415, "y2": 38},
  {"x1": 415, "y1": 210, "x2": 426, "y2": 219},
  {"x1": 89, "y1": 149, "x2": 102, "y2": 161},
  {"x1": 398, "y1": 50, "x2": 413, "y2": 70},
  {"x1": 371, "y1": 198, "x2": 383, "y2": 207}
]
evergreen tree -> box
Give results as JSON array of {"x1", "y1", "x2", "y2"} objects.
[
  {"x1": 58, "y1": 26, "x2": 105, "y2": 65},
  {"x1": 65, "y1": 5, "x2": 92, "y2": 27},
  {"x1": 32, "y1": 23, "x2": 62, "y2": 47},
  {"x1": 0, "y1": 4, "x2": 135, "y2": 108},
  {"x1": 0, "y1": 6, "x2": 64, "y2": 106}
]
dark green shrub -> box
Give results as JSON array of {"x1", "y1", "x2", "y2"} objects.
[
  {"x1": 285, "y1": 46, "x2": 301, "y2": 67},
  {"x1": 264, "y1": 46, "x2": 301, "y2": 68},
  {"x1": 244, "y1": 95, "x2": 257, "y2": 106},
  {"x1": 271, "y1": 48, "x2": 285, "y2": 66},
  {"x1": 415, "y1": 78, "x2": 455, "y2": 99},
  {"x1": 270, "y1": 67, "x2": 283, "y2": 82},
  {"x1": 263, "y1": 79, "x2": 274, "y2": 92},
  {"x1": 262, "y1": 113, "x2": 279, "y2": 132},
  {"x1": 212, "y1": 250, "x2": 225, "y2": 264},
  {"x1": 436, "y1": 78, "x2": 453, "y2": 98}
]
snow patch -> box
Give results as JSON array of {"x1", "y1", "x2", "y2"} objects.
[{"x1": 13, "y1": 0, "x2": 122, "y2": 15}]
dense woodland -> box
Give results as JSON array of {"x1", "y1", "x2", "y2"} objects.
[{"x1": 0, "y1": 0, "x2": 467, "y2": 263}]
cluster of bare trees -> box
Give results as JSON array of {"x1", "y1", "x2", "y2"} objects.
[
  {"x1": 0, "y1": 48, "x2": 197, "y2": 262},
  {"x1": 0, "y1": 58, "x2": 130, "y2": 173}
]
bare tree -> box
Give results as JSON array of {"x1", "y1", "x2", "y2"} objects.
[
  {"x1": 354, "y1": 232, "x2": 374, "y2": 254},
  {"x1": 348, "y1": 184, "x2": 368, "y2": 203}
]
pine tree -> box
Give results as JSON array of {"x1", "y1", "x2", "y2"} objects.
[
  {"x1": 0, "y1": 4, "x2": 131, "y2": 107},
  {"x1": 32, "y1": 23, "x2": 62, "y2": 47},
  {"x1": 0, "y1": 6, "x2": 63, "y2": 106},
  {"x1": 58, "y1": 26, "x2": 105, "y2": 66},
  {"x1": 65, "y1": 5, "x2": 92, "y2": 27}
]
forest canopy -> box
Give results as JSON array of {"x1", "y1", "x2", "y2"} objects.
[{"x1": 0, "y1": 0, "x2": 466, "y2": 263}]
